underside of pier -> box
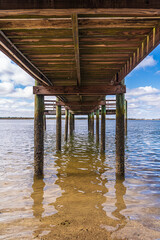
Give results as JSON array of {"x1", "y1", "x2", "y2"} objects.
[{"x1": 0, "y1": 1, "x2": 160, "y2": 114}]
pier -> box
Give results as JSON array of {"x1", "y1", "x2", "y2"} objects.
[{"x1": 0, "y1": 1, "x2": 160, "y2": 179}]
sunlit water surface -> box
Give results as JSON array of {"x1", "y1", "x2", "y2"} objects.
[{"x1": 0, "y1": 119, "x2": 160, "y2": 240}]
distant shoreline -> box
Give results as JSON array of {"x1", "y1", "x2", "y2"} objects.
[{"x1": 0, "y1": 117, "x2": 159, "y2": 121}]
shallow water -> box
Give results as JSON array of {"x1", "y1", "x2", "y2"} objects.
[{"x1": 0, "y1": 119, "x2": 160, "y2": 239}]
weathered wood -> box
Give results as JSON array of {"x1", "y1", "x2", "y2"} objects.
[
  {"x1": 56, "y1": 104, "x2": 61, "y2": 151},
  {"x1": 33, "y1": 85, "x2": 126, "y2": 95},
  {"x1": 64, "y1": 109, "x2": 69, "y2": 141},
  {"x1": 101, "y1": 103, "x2": 106, "y2": 152},
  {"x1": 90, "y1": 112, "x2": 94, "y2": 136},
  {"x1": 73, "y1": 114, "x2": 75, "y2": 130},
  {"x1": 60, "y1": 100, "x2": 106, "y2": 106},
  {"x1": 125, "y1": 100, "x2": 127, "y2": 135},
  {"x1": 0, "y1": 19, "x2": 72, "y2": 30},
  {"x1": 1, "y1": 8, "x2": 160, "y2": 14},
  {"x1": 69, "y1": 112, "x2": 74, "y2": 137},
  {"x1": 96, "y1": 108, "x2": 99, "y2": 144},
  {"x1": 43, "y1": 114, "x2": 46, "y2": 131},
  {"x1": 78, "y1": 19, "x2": 157, "y2": 29},
  {"x1": 88, "y1": 113, "x2": 91, "y2": 133},
  {"x1": 116, "y1": 91, "x2": 125, "y2": 177},
  {"x1": 34, "y1": 81, "x2": 44, "y2": 177},
  {"x1": 72, "y1": 13, "x2": 81, "y2": 86}
]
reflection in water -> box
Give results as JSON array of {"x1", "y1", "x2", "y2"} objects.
[
  {"x1": 30, "y1": 138, "x2": 127, "y2": 239},
  {"x1": 1, "y1": 120, "x2": 160, "y2": 239},
  {"x1": 31, "y1": 176, "x2": 45, "y2": 219}
]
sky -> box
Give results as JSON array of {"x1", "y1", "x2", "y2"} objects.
[{"x1": 0, "y1": 44, "x2": 160, "y2": 119}]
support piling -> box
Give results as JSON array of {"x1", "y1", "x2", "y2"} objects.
[
  {"x1": 124, "y1": 100, "x2": 128, "y2": 135},
  {"x1": 73, "y1": 114, "x2": 75, "y2": 130},
  {"x1": 116, "y1": 91, "x2": 125, "y2": 177},
  {"x1": 88, "y1": 113, "x2": 92, "y2": 134},
  {"x1": 34, "y1": 81, "x2": 44, "y2": 177},
  {"x1": 64, "y1": 109, "x2": 69, "y2": 141},
  {"x1": 96, "y1": 108, "x2": 99, "y2": 144},
  {"x1": 69, "y1": 112, "x2": 74, "y2": 137},
  {"x1": 91, "y1": 111, "x2": 94, "y2": 136},
  {"x1": 56, "y1": 104, "x2": 61, "y2": 151},
  {"x1": 101, "y1": 103, "x2": 106, "y2": 152},
  {"x1": 43, "y1": 114, "x2": 46, "y2": 131}
]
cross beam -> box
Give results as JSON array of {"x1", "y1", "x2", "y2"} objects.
[{"x1": 33, "y1": 85, "x2": 126, "y2": 95}]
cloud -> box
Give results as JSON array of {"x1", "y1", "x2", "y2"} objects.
[
  {"x1": 0, "y1": 51, "x2": 34, "y2": 86},
  {"x1": 126, "y1": 86, "x2": 160, "y2": 97},
  {"x1": 126, "y1": 86, "x2": 160, "y2": 119},
  {"x1": 7, "y1": 86, "x2": 33, "y2": 99},
  {"x1": 135, "y1": 55, "x2": 157, "y2": 70},
  {"x1": 0, "y1": 82, "x2": 14, "y2": 94},
  {"x1": 155, "y1": 70, "x2": 160, "y2": 75}
]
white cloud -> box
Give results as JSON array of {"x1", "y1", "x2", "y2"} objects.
[
  {"x1": 126, "y1": 86, "x2": 160, "y2": 97},
  {"x1": 126, "y1": 86, "x2": 160, "y2": 119},
  {"x1": 0, "y1": 82, "x2": 14, "y2": 94},
  {"x1": 155, "y1": 70, "x2": 160, "y2": 74},
  {"x1": 0, "y1": 52, "x2": 35, "y2": 117},
  {"x1": 135, "y1": 55, "x2": 157, "y2": 70},
  {"x1": 7, "y1": 86, "x2": 33, "y2": 99},
  {"x1": 0, "y1": 51, "x2": 34, "y2": 86}
]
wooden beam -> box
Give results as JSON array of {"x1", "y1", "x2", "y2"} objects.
[
  {"x1": 1, "y1": 9, "x2": 160, "y2": 16},
  {"x1": 33, "y1": 85, "x2": 126, "y2": 96},
  {"x1": 58, "y1": 100, "x2": 106, "y2": 106},
  {"x1": 0, "y1": 18, "x2": 72, "y2": 30},
  {"x1": 72, "y1": 13, "x2": 81, "y2": 86},
  {"x1": 0, "y1": 31, "x2": 52, "y2": 86}
]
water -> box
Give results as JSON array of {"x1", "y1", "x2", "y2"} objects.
[{"x1": 0, "y1": 119, "x2": 160, "y2": 240}]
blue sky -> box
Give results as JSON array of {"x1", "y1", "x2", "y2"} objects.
[{"x1": 0, "y1": 45, "x2": 160, "y2": 119}]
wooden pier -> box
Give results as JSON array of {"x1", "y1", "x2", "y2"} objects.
[{"x1": 0, "y1": 1, "x2": 160, "y2": 178}]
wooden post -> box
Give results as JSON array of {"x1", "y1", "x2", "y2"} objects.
[
  {"x1": 56, "y1": 104, "x2": 61, "y2": 151},
  {"x1": 34, "y1": 81, "x2": 44, "y2": 177},
  {"x1": 64, "y1": 109, "x2": 69, "y2": 141},
  {"x1": 116, "y1": 88, "x2": 125, "y2": 177},
  {"x1": 88, "y1": 113, "x2": 91, "y2": 134},
  {"x1": 91, "y1": 111, "x2": 94, "y2": 136},
  {"x1": 69, "y1": 112, "x2": 74, "y2": 137},
  {"x1": 73, "y1": 114, "x2": 75, "y2": 130},
  {"x1": 43, "y1": 114, "x2": 46, "y2": 131},
  {"x1": 101, "y1": 103, "x2": 106, "y2": 152},
  {"x1": 124, "y1": 100, "x2": 127, "y2": 135},
  {"x1": 96, "y1": 108, "x2": 99, "y2": 144}
]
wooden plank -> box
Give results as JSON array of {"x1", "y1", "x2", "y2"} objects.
[
  {"x1": 33, "y1": 85, "x2": 126, "y2": 95},
  {"x1": 0, "y1": 30, "x2": 52, "y2": 86},
  {"x1": 79, "y1": 28, "x2": 152, "y2": 37},
  {"x1": 78, "y1": 19, "x2": 158, "y2": 29},
  {"x1": 59, "y1": 100, "x2": 106, "y2": 106},
  {"x1": 16, "y1": 44, "x2": 74, "y2": 48},
  {"x1": 0, "y1": 19, "x2": 72, "y2": 30},
  {"x1": 1, "y1": 9, "x2": 160, "y2": 17},
  {"x1": 20, "y1": 47, "x2": 74, "y2": 54},
  {"x1": 4, "y1": 29, "x2": 73, "y2": 38},
  {"x1": 80, "y1": 43, "x2": 140, "y2": 48},
  {"x1": 72, "y1": 13, "x2": 81, "y2": 86}
]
